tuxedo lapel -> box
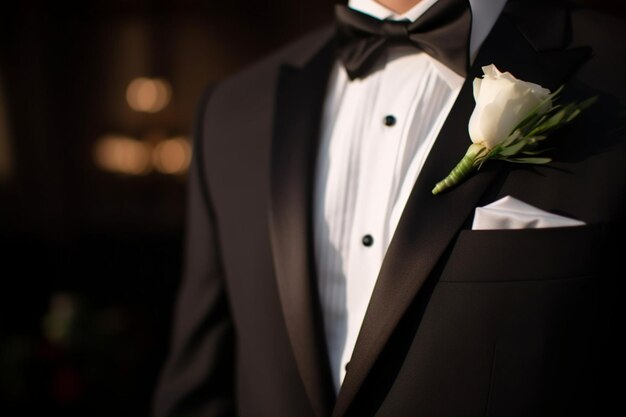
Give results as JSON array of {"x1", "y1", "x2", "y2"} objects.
[
  {"x1": 268, "y1": 35, "x2": 337, "y2": 417},
  {"x1": 332, "y1": 6, "x2": 591, "y2": 417}
]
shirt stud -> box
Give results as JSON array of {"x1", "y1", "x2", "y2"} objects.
[{"x1": 384, "y1": 115, "x2": 396, "y2": 126}]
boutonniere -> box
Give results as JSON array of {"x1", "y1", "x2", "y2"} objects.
[{"x1": 432, "y1": 64, "x2": 596, "y2": 195}]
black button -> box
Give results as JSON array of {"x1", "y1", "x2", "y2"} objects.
[
  {"x1": 345, "y1": 362, "x2": 351, "y2": 371},
  {"x1": 384, "y1": 115, "x2": 396, "y2": 126},
  {"x1": 362, "y1": 234, "x2": 374, "y2": 247}
]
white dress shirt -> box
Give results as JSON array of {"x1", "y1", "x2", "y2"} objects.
[{"x1": 314, "y1": 0, "x2": 508, "y2": 392}]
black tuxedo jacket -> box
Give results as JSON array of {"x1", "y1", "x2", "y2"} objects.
[{"x1": 153, "y1": 1, "x2": 626, "y2": 416}]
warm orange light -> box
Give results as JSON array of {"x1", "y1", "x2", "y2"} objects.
[
  {"x1": 94, "y1": 135, "x2": 152, "y2": 175},
  {"x1": 153, "y1": 137, "x2": 192, "y2": 174},
  {"x1": 126, "y1": 77, "x2": 172, "y2": 113}
]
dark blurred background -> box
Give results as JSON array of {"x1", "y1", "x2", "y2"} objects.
[{"x1": 0, "y1": 1, "x2": 624, "y2": 416}]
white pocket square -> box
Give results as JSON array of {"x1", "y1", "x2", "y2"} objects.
[{"x1": 472, "y1": 195, "x2": 585, "y2": 230}]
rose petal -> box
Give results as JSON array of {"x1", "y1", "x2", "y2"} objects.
[{"x1": 468, "y1": 64, "x2": 552, "y2": 148}]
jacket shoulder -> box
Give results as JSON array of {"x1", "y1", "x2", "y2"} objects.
[
  {"x1": 210, "y1": 25, "x2": 334, "y2": 101},
  {"x1": 192, "y1": 24, "x2": 334, "y2": 133}
]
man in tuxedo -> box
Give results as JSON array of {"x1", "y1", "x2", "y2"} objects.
[{"x1": 153, "y1": 0, "x2": 625, "y2": 416}]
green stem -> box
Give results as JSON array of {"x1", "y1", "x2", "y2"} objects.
[{"x1": 431, "y1": 143, "x2": 484, "y2": 195}]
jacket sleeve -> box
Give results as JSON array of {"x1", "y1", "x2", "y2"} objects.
[{"x1": 152, "y1": 86, "x2": 236, "y2": 417}]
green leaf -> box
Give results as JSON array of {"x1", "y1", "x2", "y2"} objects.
[
  {"x1": 577, "y1": 95, "x2": 598, "y2": 111},
  {"x1": 516, "y1": 112, "x2": 545, "y2": 135},
  {"x1": 500, "y1": 130, "x2": 522, "y2": 148},
  {"x1": 565, "y1": 108, "x2": 581, "y2": 122},
  {"x1": 503, "y1": 157, "x2": 552, "y2": 164},
  {"x1": 521, "y1": 147, "x2": 553, "y2": 155},
  {"x1": 498, "y1": 140, "x2": 528, "y2": 156},
  {"x1": 544, "y1": 108, "x2": 567, "y2": 128}
]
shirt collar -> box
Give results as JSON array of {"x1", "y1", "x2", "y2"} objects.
[
  {"x1": 347, "y1": 0, "x2": 509, "y2": 61},
  {"x1": 348, "y1": 0, "x2": 439, "y2": 21}
]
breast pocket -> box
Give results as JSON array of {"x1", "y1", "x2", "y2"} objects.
[{"x1": 439, "y1": 224, "x2": 607, "y2": 283}]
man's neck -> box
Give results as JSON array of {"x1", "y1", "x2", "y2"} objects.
[{"x1": 375, "y1": 0, "x2": 423, "y2": 14}]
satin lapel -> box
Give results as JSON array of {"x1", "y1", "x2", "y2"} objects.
[
  {"x1": 332, "y1": 9, "x2": 591, "y2": 417},
  {"x1": 268, "y1": 38, "x2": 337, "y2": 417}
]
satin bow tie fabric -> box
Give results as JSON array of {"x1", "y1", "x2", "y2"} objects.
[{"x1": 335, "y1": 0, "x2": 472, "y2": 80}]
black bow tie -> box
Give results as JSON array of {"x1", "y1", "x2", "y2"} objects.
[{"x1": 335, "y1": 0, "x2": 472, "y2": 80}]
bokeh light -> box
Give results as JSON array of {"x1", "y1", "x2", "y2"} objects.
[
  {"x1": 152, "y1": 136, "x2": 191, "y2": 175},
  {"x1": 125, "y1": 77, "x2": 172, "y2": 113},
  {"x1": 94, "y1": 135, "x2": 152, "y2": 175}
]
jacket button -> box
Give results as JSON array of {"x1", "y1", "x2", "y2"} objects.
[
  {"x1": 362, "y1": 234, "x2": 374, "y2": 247},
  {"x1": 384, "y1": 115, "x2": 396, "y2": 126}
]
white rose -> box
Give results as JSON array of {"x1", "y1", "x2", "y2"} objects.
[{"x1": 468, "y1": 64, "x2": 551, "y2": 149}]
